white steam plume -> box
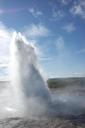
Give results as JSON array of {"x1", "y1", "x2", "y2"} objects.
[{"x1": 10, "y1": 32, "x2": 51, "y2": 117}]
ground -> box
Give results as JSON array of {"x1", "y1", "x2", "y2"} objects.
[{"x1": 0, "y1": 116, "x2": 85, "y2": 128}]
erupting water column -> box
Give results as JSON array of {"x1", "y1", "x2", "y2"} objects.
[{"x1": 10, "y1": 32, "x2": 51, "y2": 117}]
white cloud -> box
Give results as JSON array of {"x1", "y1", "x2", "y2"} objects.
[
  {"x1": 24, "y1": 24, "x2": 50, "y2": 38},
  {"x1": 0, "y1": 22, "x2": 14, "y2": 64},
  {"x1": 70, "y1": 0, "x2": 85, "y2": 19},
  {"x1": 62, "y1": 23, "x2": 76, "y2": 33},
  {"x1": 0, "y1": 22, "x2": 14, "y2": 78},
  {"x1": 56, "y1": 36, "x2": 64, "y2": 50},
  {"x1": 51, "y1": 9, "x2": 65, "y2": 21},
  {"x1": 59, "y1": 0, "x2": 71, "y2": 5},
  {"x1": 53, "y1": 10, "x2": 64, "y2": 18},
  {"x1": 29, "y1": 8, "x2": 43, "y2": 17}
]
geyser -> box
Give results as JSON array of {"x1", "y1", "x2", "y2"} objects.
[
  {"x1": 10, "y1": 32, "x2": 51, "y2": 117},
  {"x1": 0, "y1": 32, "x2": 85, "y2": 119}
]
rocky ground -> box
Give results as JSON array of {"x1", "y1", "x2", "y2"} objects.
[{"x1": 0, "y1": 116, "x2": 85, "y2": 128}]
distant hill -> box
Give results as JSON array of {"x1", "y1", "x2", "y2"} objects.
[{"x1": 47, "y1": 77, "x2": 85, "y2": 89}]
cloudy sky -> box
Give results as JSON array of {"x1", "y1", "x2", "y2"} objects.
[{"x1": 0, "y1": 0, "x2": 85, "y2": 78}]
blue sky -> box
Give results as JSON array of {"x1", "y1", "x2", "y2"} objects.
[{"x1": 0, "y1": 0, "x2": 85, "y2": 78}]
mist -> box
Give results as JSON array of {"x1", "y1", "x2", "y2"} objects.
[
  {"x1": 0, "y1": 32, "x2": 85, "y2": 119},
  {"x1": 9, "y1": 32, "x2": 85, "y2": 118},
  {"x1": 9, "y1": 32, "x2": 51, "y2": 118},
  {"x1": 51, "y1": 85, "x2": 85, "y2": 117}
]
